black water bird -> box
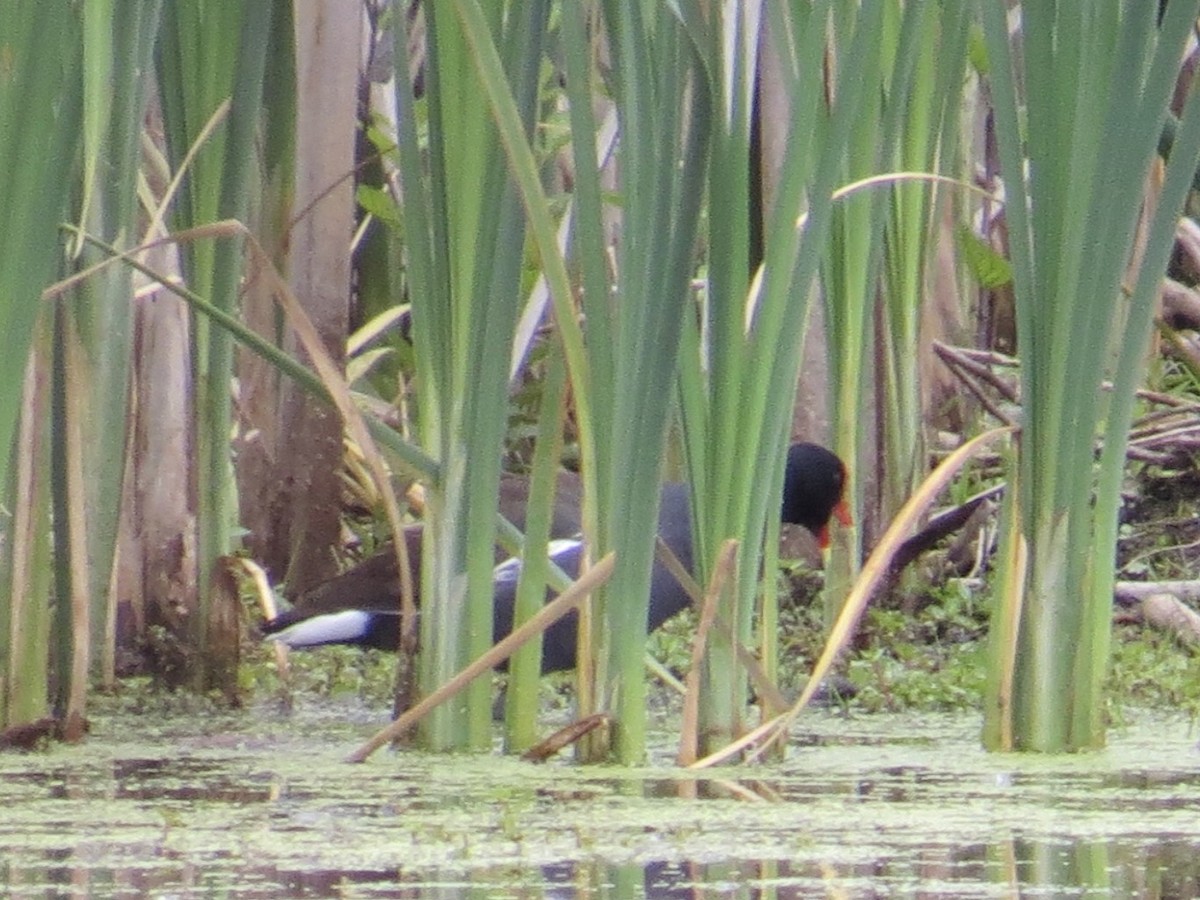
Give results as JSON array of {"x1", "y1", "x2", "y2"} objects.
[{"x1": 262, "y1": 442, "x2": 850, "y2": 673}]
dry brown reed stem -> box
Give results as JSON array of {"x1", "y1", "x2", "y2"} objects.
[{"x1": 345, "y1": 552, "x2": 615, "y2": 764}]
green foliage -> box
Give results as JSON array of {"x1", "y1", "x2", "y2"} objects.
[
  {"x1": 0, "y1": 0, "x2": 83, "y2": 730},
  {"x1": 847, "y1": 643, "x2": 986, "y2": 713},
  {"x1": 245, "y1": 646, "x2": 399, "y2": 706},
  {"x1": 956, "y1": 226, "x2": 1013, "y2": 289},
  {"x1": 1106, "y1": 626, "x2": 1200, "y2": 720},
  {"x1": 91, "y1": 677, "x2": 251, "y2": 720},
  {"x1": 16, "y1": 0, "x2": 1200, "y2": 764},
  {"x1": 645, "y1": 610, "x2": 699, "y2": 675},
  {"x1": 674, "y1": 0, "x2": 898, "y2": 757},
  {"x1": 388, "y1": 1, "x2": 555, "y2": 750},
  {"x1": 981, "y1": 0, "x2": 1200, "y2": 751},
  {"x1": 844, "y1": 594, "x2": 989, "y2": 713},
  {"x1": 356, "y1": 184, "x2": 402, "y2": 229},
  {"x1": 239, "y1": 619, "x2": 1200, "y2": 722},
  {"x1": 157, "y1": 0, "x2": 277, "y2": 692}
]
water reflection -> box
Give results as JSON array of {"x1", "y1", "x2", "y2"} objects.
[
  {"x1": 2, "y1": 712, "x2": 1198, "y2": 897},
  {"x1": 4, "y1": 844, "x2": 1200, "y2": 898}
]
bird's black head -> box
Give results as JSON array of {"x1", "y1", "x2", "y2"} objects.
[{"x1": 780, "y1": 442, "x2": 851, "y2": 547}]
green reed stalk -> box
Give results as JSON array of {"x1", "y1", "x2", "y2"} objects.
[
  {"x1": 981, "y1": 1, "x2": 1200, "y2": 750},
  {"x1": 674, "y1": 0, "x2": 888, "y2": 755},
  {"x1": 503, "y1": 348, "x2": 567, "y2": 752},
  {"x1": 878, "y1": 2, "x2": 969, "y2": 522},
  {"x1": 68, "y1": 1, "x2": 163, "y2": 685},
  {"x1": 0, "y1": 1, "x2": 82, "y2": 730},
  {"x1": 157, "y1": 1, "x2": 275, "y2": 691},
  {"x1": 390, "y1": 1, "x2": 550, "y2": 749}
]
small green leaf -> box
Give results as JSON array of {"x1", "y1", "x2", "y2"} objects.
[
  {"x1": 356, "y1": 184, "x2": 402, "y2": 227},
  {"x1": 957, "y1": 226, "x2": 1012, "y2": 289}
]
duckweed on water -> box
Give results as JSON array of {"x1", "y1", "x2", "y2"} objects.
[{"x1": 2, "y1": 700, "x2": 1199, "y2": 897}]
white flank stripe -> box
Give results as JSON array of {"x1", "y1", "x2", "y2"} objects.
[
  {"x1": 492, "y1": 538, "x2": 582, "y2": 586},
  {"x1": 492, "y1": 556, "x2": 522, "y2": 586},
  {"x1": 548, "y1": 538, "x2": 582, "y2": 559},
  {"x1": 267, "y1": 610, "x2": 372, "y2": 647}
]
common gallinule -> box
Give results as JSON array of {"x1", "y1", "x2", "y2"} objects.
[{"x1": 262, "y1": 442, "x2": 850, "y2": 673}]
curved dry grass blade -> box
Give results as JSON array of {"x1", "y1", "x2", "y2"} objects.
[
  {"x1": 233, "y1": 557, "x2": 289, "y2": 682},
  {"x1": 345, "y1": 552, "x2": 615, "y2": 764},
  {"x1": 141, "y1": 98, "x2": 232, "y2": 244},
  {"x1": 690, "y1": 425, "x2": 1016, "y2": 769},
  {"x1": 645, "y1": 655, "x2": 687, "y2": 695},
  {"x1": 520, "y1": 713, "x2": 610, "y2": 763}
]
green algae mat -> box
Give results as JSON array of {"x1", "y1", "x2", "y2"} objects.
[{"x1": 1, "y1": 705, "x2": 1197, "y2": 897}]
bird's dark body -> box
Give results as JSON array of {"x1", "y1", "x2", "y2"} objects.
[
  {"x1": 487, "y1": 482, "x2": 695, "y2": 673},
  {"x1": 261, "y1": 443, "x2": 846, "y2": 675}
]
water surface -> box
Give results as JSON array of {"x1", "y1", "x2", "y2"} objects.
[{"x1": 2, "y1": 704, "x2": 1196, "y2": 897}]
